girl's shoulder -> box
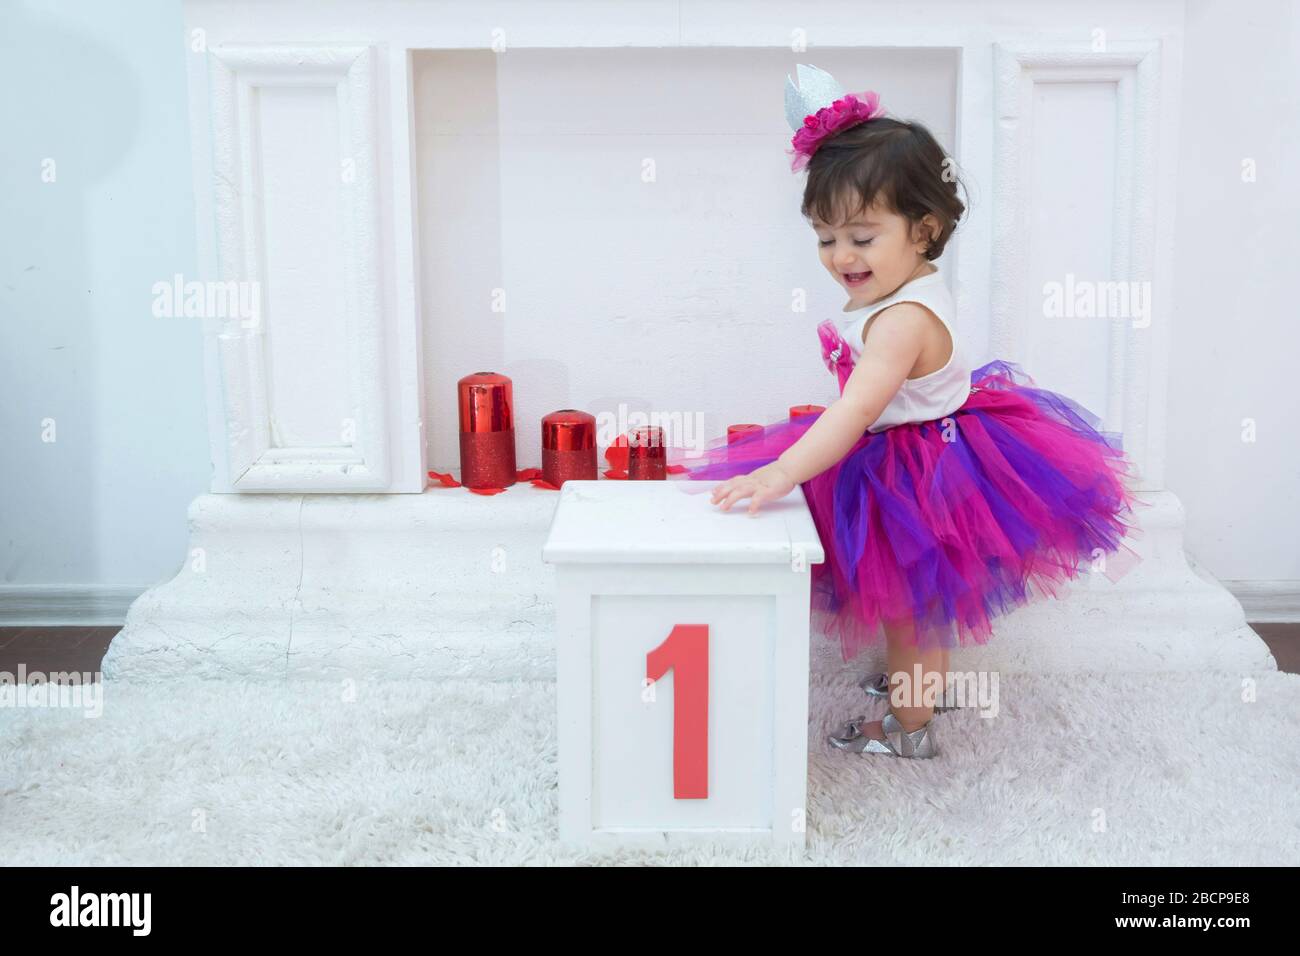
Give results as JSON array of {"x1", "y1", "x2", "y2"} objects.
[{"x1": 841, "y1": 271, "x2": 954, "y2": 356}]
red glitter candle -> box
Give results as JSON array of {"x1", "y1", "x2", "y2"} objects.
[
  {"x1": 627, "y1": 426, "x2": 666, "y2": 481},
  {"x1": 458, "y1": 371, "x2": 516, "y2": 490},
  {"x1": 790, "y1": 404, "x2": 825, "y2": 418},
  {"x1": 541, "y1": 409, "x2": 597, "y2": 486}
]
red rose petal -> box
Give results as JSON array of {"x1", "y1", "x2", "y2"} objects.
[{"x1": 427, "y1": 470, "x2": 462, "y2": 488}]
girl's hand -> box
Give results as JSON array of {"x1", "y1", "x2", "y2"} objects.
[{"x1": 709, "y1": 462, "x2": 797, "y2": 515}]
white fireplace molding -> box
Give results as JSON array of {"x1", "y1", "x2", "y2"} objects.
[
  {"x1": 207, "y1": 44, "x2": 396, "y2": 491},
  {"x1": 991, "y1": 41, "x2": 1164, "y2": 489}
]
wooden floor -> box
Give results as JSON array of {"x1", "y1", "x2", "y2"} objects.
[
  {"x1": 1, "y1": 623, "x2": 1298, "y2": 679},
  {"x1": 0, "y1": 627, "x2": 120, "y2": 678}
]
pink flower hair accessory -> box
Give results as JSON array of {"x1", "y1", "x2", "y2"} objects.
[{"x1": 784, "y1": 64, "x2": 888, "y2": 172}]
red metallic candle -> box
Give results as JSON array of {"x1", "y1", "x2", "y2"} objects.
[
  {"x1": 541, "y1": 409, "x2": 597, "y2": 486},
  {"x1": 790, "y1": 404, "x2": 825, "y2": 418},
  {"x1": 458, "y1": 371, "x2": 516, "y2": 490},
  {"x1": 627, "y1": 426, "x2": 666, "y2": 481},
  {"x1": 727, "y1": 423, "x2": 763, "y2": 443}
]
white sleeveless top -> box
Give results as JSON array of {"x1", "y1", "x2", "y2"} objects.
[{"x1": 838, "y1": 269, "x2": 973, "y2": 433}]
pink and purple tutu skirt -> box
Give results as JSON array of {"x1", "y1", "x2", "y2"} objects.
[{"x1": 668, "y1": 360, "x2": 1143, "y2": 659}]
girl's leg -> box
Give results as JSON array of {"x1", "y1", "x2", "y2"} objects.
[
  {"x1": 941, "y1": 646, "x2": 951, "y2": 701},
  {"x1": 884, "y1": 617, "x2": 945, "y2": 731},
  {"x1": 857, "y1": 618, "x2": 943, "y2": 739}
]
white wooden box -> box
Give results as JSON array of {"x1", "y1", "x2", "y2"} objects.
[{"x1": 541, "y1": 479, "x2": 825, "y2": 848}]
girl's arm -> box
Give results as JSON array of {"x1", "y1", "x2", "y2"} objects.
[
  {"x1": 709, "y1": 304, "x2": 928, "y2": 513},
  {"x1": 774, "y1": 305, "x2": 928, "y2": 485}
]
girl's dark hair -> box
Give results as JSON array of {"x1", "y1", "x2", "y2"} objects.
[{"x1": 800, "y1": 117, "x2": 967, "y2": 261}]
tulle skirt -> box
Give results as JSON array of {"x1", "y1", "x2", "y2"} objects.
[{"x1": 668, "y1": 360, "x2": 1143, "y2": 659}]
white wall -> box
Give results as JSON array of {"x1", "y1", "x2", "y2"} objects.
[
  {"x1": 1167, "y1": 0, "x2": 1300, "y2": 590},
  {"x1": 0, "y1": 0, "x2": 206, "y2": 612}
]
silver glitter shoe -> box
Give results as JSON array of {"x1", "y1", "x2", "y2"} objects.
[
  {"x1": 859, "y1": 671, "x2": 955, "y2": 712},
  {"x1": 828, "y1": 710, "x2": 937, "y2": 758},
  {"x1": 828, "y1": 714, "x2": 871, "y2": 742}
]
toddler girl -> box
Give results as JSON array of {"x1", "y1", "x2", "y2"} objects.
[{"x1": 670, "y1": 64, "x2": 1140, "y2": 758}]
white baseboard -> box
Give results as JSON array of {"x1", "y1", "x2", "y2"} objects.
[
  {"x1": 1223, "y1": 581, "x2": 1300, "y2": 624},
  {"x1": 4, "y1": 578, "x2": 1296, "y2": 631},
  {"x1": 0, "y1": 586, "x2": 144, "y2": 627}
]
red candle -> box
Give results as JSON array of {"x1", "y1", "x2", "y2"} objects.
[
  {"x1": 542, "y1": 409, "x2": 597, "y2": 486},
  {"x1": 727, "y1": 423, "x2": 763, "y2": 443},
  {"x1": 628, "y1": 426, "x2": 666, "y2": 481},
  {"x1": 790, "y1": 404, "x2": 825, "y2": 418},
  {"x1": 458, "y1": 371, "x2": 516, "y2": 490}
]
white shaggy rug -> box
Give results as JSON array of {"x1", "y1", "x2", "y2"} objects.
[{"x1": 3, "y1": 669, "x2": 1298, "y2": 865}]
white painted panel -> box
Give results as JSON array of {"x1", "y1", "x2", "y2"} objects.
[
  {"x1": 591, "y1": 594, "x2": 775, "y2": 831},
  {"x1": 204, "y1": 44, "x2": 402, "y2": 491},
  {"x1": 1025, "y1": 80, "x2": 1118, "y2": 416},
  {"x1": 256, "y1": 85, "x2": 353, "y2": 448},
  {"x1": 993, "y1": 42, "x2": 1162, "y2": 489}
]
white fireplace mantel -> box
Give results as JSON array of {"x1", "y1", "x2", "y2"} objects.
[
  {"x1": 179, "y1": 2, "x2": 1186, "y2": 495},
  {"x1": 103, "y1": 0, "x2": 1275, "y2": 682}
]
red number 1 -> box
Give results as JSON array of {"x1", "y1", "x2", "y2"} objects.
[{"x1": 646, "y1": 624, "x2": 709, "y2": 800}]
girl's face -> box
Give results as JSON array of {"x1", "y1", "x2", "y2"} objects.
[{"x1": 812, "y1": 198, "x2": 940, "y2": 306}]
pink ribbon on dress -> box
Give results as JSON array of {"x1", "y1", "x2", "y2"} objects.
[{"x1": 817, "y1": 319, "x2": 854, "y2": 394}]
